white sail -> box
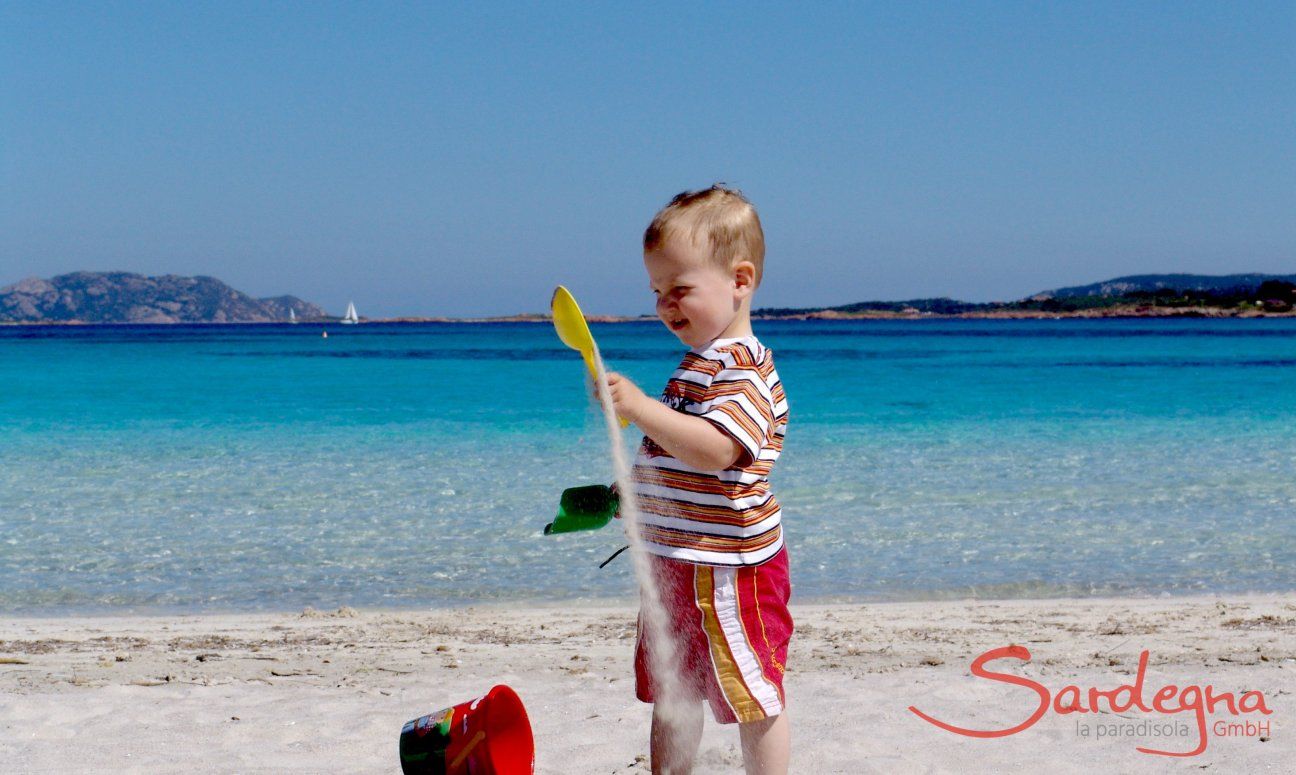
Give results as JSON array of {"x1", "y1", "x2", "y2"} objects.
[
  {"x1": 288, "y1": 308, "x2": 297, "y2": 323},
  {"x1": 342, "y1": 301, "x2": 359, "y2": 324}
]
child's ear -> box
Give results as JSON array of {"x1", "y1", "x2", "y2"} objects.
[{"x1": 733, "y1": 260, "x2": 756, "y2": 297}]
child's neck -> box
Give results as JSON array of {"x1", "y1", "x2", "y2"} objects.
[{"x1": 712, "y1": 307, "x2": 753, "y2": 341}]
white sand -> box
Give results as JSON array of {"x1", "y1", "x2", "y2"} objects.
[{"x1": 2, "y1": 594, "x2": 1293, "y2": 773}]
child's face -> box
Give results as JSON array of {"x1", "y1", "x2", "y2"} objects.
[{"x1": 644, "y1": 239, "x2": 746, "y2": 348}]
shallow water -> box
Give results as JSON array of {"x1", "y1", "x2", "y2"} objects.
[{"x1": 1, "y1": 319, "x2": 1293, "y2": 614}]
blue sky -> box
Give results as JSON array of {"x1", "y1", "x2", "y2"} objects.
[{"x1": 1, "y1": 2, "x2": 1292, "y2": 317}]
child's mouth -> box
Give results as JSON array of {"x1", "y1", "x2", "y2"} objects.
[{"x1": 668, "y1": 318, "x2": 688, "y2": 332}]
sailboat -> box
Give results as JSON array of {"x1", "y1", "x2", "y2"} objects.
[
  {"x1": 341, "y1": 301, "x2": 359, "y2": 324},
  {"x1": 288, "y1": 308, "x2": 297, "y2": 323}
]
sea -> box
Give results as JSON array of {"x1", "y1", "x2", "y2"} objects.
[{"x1": 1, "y1": 319, "x2": 1293, "y2": 615}]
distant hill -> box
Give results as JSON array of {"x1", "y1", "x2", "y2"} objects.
[
  {"x1": 754, "y1": 272, "x2": 1296, "y2": 318},
  {"x1": 1043, "y1": 273, "x2": 1296, "y2": 299},
  {"x1": 0, "y1": 272, "x2": 326, "y2": 323},
  {"x1": 756, "y1": 297, "x2": 992, "y2": 316}
]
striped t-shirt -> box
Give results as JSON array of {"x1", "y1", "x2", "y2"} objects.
[{"x1": 631, "y1": 335, "x2": 788, "y2": 567}]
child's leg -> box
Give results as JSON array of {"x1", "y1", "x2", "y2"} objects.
[
  {"x1": 738, "y1": 711, "x2": 789, "y2": 775},
  {"x1": 650, "y1": 700, "x2": 703, "y2": 775}
]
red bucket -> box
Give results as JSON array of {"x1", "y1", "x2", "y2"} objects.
[{"x1": 399, "y1": 684, "x2": 535, "y2": 775}]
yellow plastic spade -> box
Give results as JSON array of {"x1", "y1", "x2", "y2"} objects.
[
  {"x1": 551, "y1": 285, "x2": 629, "y2": 427},
  {"x1": 552, "y1": 286, "x2": 598, "y2": 380}
]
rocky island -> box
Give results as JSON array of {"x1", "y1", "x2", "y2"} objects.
[{"x1": 0, "y1": 272, "x2": 325, "y2": 324}]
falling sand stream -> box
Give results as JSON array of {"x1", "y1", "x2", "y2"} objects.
[{"x1": 591, "y1": 347, "x2": 694, "y2": 767}]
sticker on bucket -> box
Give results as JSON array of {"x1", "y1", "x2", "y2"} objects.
[{"x1": 399, "y1": 684, "x2": 535, "y2": 775}]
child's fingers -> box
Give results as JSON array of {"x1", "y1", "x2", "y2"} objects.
[
  {"x1": 591, "y1": 375, "x2": 629, "y2": 410},
  {"x1": 592, "y1": 381, "x2": 617, "y2": 405},
  {"x1": 593, "y1": 375, "x2": 619, "y2": 404}
]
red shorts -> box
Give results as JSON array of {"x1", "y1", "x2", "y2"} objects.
[{"x1": 634, "y1": 546, "x2": 793, "y2": 724}]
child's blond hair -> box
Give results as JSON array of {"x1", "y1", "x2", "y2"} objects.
[{"x1": 643, "y1": 184, "x2": 766, "y2": 286}]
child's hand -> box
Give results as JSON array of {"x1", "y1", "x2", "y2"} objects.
[{"x1": 593, "y1": 371, "x2": 649, "y2": 425}]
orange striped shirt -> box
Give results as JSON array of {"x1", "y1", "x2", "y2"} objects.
[{"x1": 632, "y1": 335, "x2": 788, "y2": 566}]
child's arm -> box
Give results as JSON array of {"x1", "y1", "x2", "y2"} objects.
[{"x1": 599, "y1": 372, "x2": 743, "y2": 472}]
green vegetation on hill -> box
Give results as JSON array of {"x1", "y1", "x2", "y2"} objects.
[
  {"x1": 754, "y1": 274, "x2": 1296, "y2": 317},
  {"x1": 757, "y1": 297, "x2": 991, "y2": 316},
  {"x1": 1011, "y1": 279, "x2": 1296, "y2": 313},
  {"x1": 1047, "y1": 273, "x2": 1296, "y2": 298}
]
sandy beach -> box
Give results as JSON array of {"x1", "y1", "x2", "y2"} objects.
[{"x1": 1, "y1": 593, "x2": 1292, "y2": 773}]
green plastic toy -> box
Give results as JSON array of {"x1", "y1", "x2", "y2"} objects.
[{"x1": 544, "y1": 485, "x2": 619, "y2": 535}]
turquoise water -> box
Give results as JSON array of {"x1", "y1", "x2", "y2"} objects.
[{"x1": 1, "y1": 319, "x2": 1294, "y2": 614}]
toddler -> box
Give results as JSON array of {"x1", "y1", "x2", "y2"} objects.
[{"x1": 600, "y1": 184, "x2": 792, "y2": 774}]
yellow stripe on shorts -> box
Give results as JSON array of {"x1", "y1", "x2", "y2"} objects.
[{"x1": 694, "y1": 564, "x2": 765, "y2": 722}]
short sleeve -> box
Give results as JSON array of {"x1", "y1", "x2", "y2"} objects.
[{"x1": 697, "y1": 361, "x2": 775, "y2": 468}]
